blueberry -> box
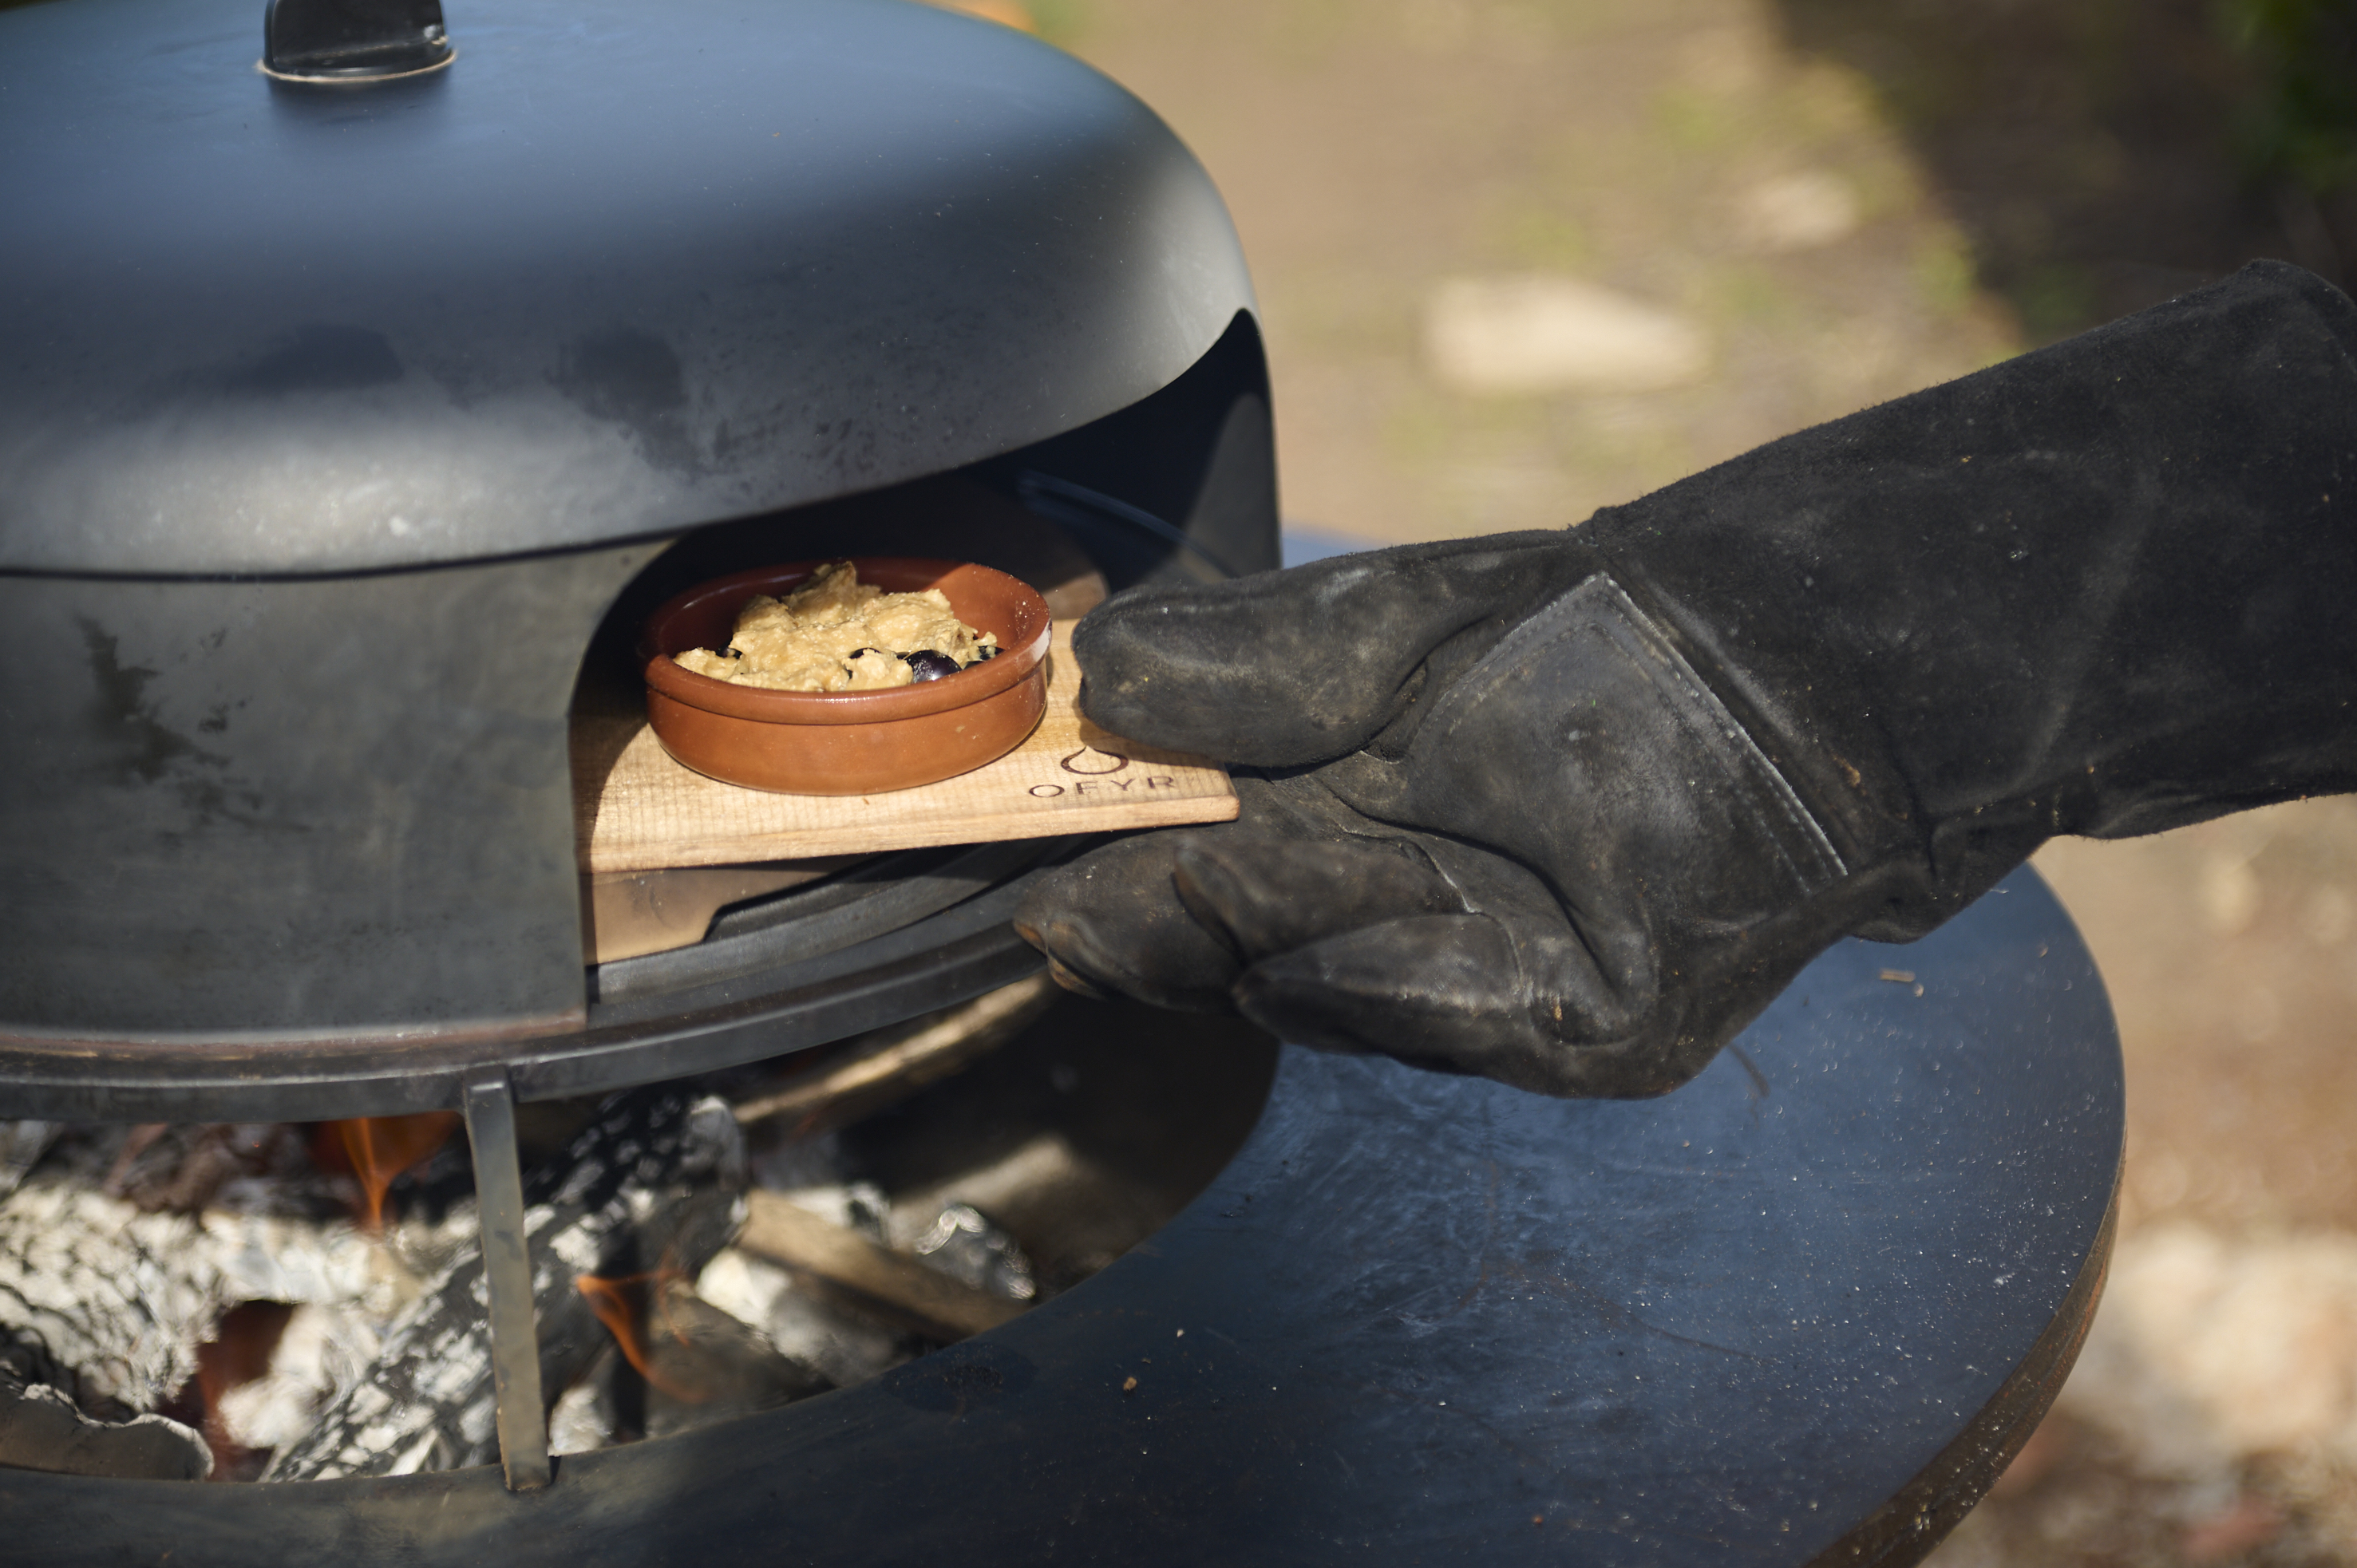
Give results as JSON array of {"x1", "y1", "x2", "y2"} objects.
[{"x1": 904, "y1": 650, "x2": 961, "y2": 682}]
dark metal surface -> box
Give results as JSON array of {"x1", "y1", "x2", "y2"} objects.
[
  {"x1": 0, "y1": 867, "x2": 1055, "y2": 1124},
  {"x1": 1812, "y1": 1197, "x2": 2113, "y2": 1568},
  {"x1": 461, "y1": 1073, "x2": 552, "y2": 1493},
  {"x1": 0, "y1": 0, "x2": 1255, "y2": 575},
  {"x1": 0, "y1": 547, "x2": 655, "y2": 1045},
  {"x1": 982, "y1": 314, "x2": 1284, "y2": 587},
  {"x1": 0, "y1": 868, "x2": 2122, "y2": 1565},
  {"x1": 588, "y1": 841, "x2": 1058, "y2": 1009}
]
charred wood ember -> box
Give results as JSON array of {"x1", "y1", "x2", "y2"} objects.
[
  {"x1": 103, "y1": 1123, "x2": 314, "y2": 1216},
  {"x1": 0, "y1": 997, "x2": 1232, "y2": 1479},
  {"x1": 694, "y1": 1247, "x2": 916, "y2": 1394},
  {"x1": 0, "y1": 1358, "x2": 209, "y2": 1482},
  {"x1": 0, "y1": 1179, "x2": 239, "y2": 1417},
  {"x1": 262, "y1": 1090, "x2": 745, "y2": 1482},
  {"x1": 173, "y1": 1298, "x2": 299, "y2": 1482},
  {"x1": 730, "y1": 976, "x2": 1058, "y2": 1138},
  {"x1": 734, "y1": 1191, "x2": 1028, "y2": 1342},
  {"x1": 197, "y1": 1301, "x2": 378, "y2": 1481},
  {"x1": 0, "y1": 1124, "x2": 57, "y2": 1203},
  {"x1": 552, "y1": 1276, "x2": 832, "y2": 1451},
  {"x1": 0, "y1": 1125, "x2": 463, "y2": 1446},
  {"x1": 904, "y1": 1202, "x2": 1036, "y2": 1303},
  {"x1": 637, "y1": 1280, "x2": 831, "y2": 1436}
]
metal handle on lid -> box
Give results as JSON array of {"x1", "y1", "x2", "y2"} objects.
[{"x1": 263, "y1": 0, "x2": 455, "y2": 83}]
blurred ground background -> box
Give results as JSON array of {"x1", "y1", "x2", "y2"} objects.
[{"x1": 946, "y1": 0, "x2": 2357, "y2": 1562}]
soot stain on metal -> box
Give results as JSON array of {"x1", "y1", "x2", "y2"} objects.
[
  {"x1": 75, "y1": 619, "x2": 271, "y2": 832},
  {"x1": 76, "y1": 618, "x2": 217, "y2": 787},
  {"x1": 226, "y1": 325, "x2": 405, "y2": 397},
  {"x1": 884, "y1": 1341, "x2": 1036, "y2": 1416},
  {"x1": 552, "y1": 329, "x2": 706, "y2": 478}
]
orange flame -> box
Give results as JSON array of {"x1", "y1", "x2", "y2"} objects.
[
  {"x1": 574, "y1": 1270, "x2": 712, "y2": 1403},
  {"x1": 322, "y1": 1112, "x2": 461, "y2": 1230}
]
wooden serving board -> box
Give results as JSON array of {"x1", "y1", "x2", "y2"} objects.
[{"x1": 573, "y1": 626, "x2": 1239, "y2": 874}]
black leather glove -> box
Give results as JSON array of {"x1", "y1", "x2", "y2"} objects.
[{"x1": 1016, "y1": 260, "x2": 2357, "y2": 1097}]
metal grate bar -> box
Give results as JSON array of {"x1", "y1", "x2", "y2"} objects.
[{"x1": 462, "y1": 1072, "x2": 552, "y2": 1492}]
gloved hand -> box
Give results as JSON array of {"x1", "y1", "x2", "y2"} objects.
[{"x1": 1017, "y1": 260, "x2": 2357, "y2": 1097}]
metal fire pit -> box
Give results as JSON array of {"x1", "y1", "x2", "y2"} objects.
[
  {"x1": 0, "y1": 871, "x2": 2118, "y2": 1566},
  {"x1": 0, "y1": 0, "x2": 2120, "y2": 1559}
]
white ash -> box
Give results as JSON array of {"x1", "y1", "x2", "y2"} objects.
[
  {"x1": 704, "y1": 1133, "x2": 1037, "y2": 1390},
  {"x1": 212, "y1": 1303, "x2": 382, "y2": 1455},
  {"x1": 198, "y1": 1208, "x2": 465, "y2": 1322},
  {"x1": 765, "y1": 1179, "x2": 893, "y2": 1244},
  {"x1": 548, "y1": 1349, "x2": 619, "y2": 1457},
  {"x1": 0, "y1": 1180, "x2": 235, "y2": 1413},
  {"x1": 706, "y1": 1131, "x2": 912, "y2": 1389},
  {"x1": 0, "y1": 1143, "x2": 467, "y2": 1426},
  {"x1": 904, "y1": 1203, "x2": 1035, "y2": 1302},
  {"x1": 695, "y1": 1248, "x2": 912, "y2": 1391}
]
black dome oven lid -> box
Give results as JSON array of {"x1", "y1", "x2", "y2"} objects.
[{"x1": 0, "y1": 0, "x2": 1256, "y2": 576}]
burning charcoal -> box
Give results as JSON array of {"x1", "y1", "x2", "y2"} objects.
[
  {"x1": 208, "y1": 1302, "x2": 381, "y2": 1462},
  {"x1": 0, "y1": 1182, "x2": 235, "y2": 1416},
  {"x1": 0, "y1": 1133, "x2": 461, "y2": 1433},
  {"x1": 697, "y1": 1247, "x2": 915, "y2": 1391},
  {"x1": 906, "y1": 1203, "x2": 1035, "y2": 1303},
  {"x1": 262, "y1": 1091, "x2": 746, "y2": 1483},
  {"x1": 105, "y1": 1124, "x2": 311, "y2": 1215},
  {"x1": 570, "y1": 1275, "x2": 832, "y2": 1444},
  {"x1": 0, "y1": 1365, "x2": 210, "y2": 1482}
]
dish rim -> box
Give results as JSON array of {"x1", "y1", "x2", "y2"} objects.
[{"x1": 639, "y1": 557, "x2": 1053, "y2": 726}]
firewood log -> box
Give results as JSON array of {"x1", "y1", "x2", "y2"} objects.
[
  {"x1": 0, "y1": 1133, "x2": 467, "y2": 1426},
  {"x1": 261, "y1": 1090, "x2": 744, "y2": 1482},
  {"x1": 0, "y1": 1365, "x2": 210, "y2": 1482},
  {"x1": 0, "y1": 1181, "x2": 231, "y2": 1418}
]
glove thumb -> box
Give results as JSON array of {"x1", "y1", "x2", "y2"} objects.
[{"x1": 1074, "y1": 531, "x2": 1597, "y2": 766}]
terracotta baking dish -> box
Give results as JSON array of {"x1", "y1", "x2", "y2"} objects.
[{"x1": 639, "y1": 558, "x2": 1053, "y2": 794}]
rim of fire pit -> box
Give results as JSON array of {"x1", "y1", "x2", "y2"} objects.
[
  {"x1": 0, "y1": 840, "x2": 1082, "y2": 1124},
  {"x1": 0, "y1": 866, "x2": 2123, "y2": 1568}
]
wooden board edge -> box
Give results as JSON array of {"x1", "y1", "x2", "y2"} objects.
[{"x1": 581, "y1": 791, "x2": 1240, "y2": 875}]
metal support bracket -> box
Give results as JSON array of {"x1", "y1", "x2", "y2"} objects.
[{"x1": 462, "y1": 1072, "x2": 552, "y2": 1492}]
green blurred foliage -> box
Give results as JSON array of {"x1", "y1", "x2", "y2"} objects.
[
  {"x1": 2220, "y1": 0, "x2": 2357, "y2": 195},
  {"x1": 1026, "y1": 0, "x2": 1090, "y2": 49}
]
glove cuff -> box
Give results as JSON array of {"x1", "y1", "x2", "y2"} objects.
[{"x1": 1584, "y1": 259, "x2": 2357, "y2": 938}]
